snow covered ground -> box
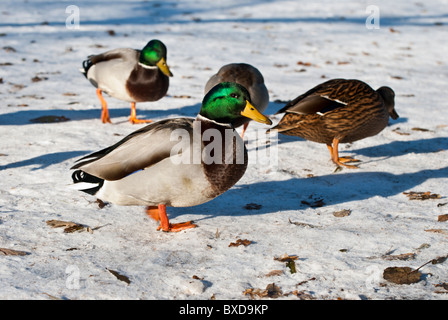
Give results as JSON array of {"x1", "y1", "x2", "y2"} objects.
[{"x1": 1, "y1": 0, "x2": 448, "y2": 300}]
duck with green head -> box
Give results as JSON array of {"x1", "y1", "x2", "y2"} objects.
[
  {"x1": 81, "y1": 39, "x2": 173, "y2": 124},
  {"x1": 71, "y1": 82, "x2": 272, "y2": 232}
]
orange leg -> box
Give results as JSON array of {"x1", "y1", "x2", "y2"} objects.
[
  {"x1": 327, "y1": 138, "x2": 359, "y2": 169},
  {"x1": 145, "y1": 204, "x2": 197, "y2": 232},
  {"x1": 96, "y1": 89, "x2": 111, "y2": 124},
  {"x1": 129, "y1": 102, "x2": 153, "y2": 124}
]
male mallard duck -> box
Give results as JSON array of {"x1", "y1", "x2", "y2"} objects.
[
  {"x1": 269, "y1": 79, "x2": 398, "y2": 168},
  {"x1": 205, "y1": 63, "x2": 269, "y2": 137},
  {"x1": 81, "y1": 39, "x2": 173, "y2": 124},
  {"x1": 71, "y1": 82, "x2": 272, "y2": 232}
]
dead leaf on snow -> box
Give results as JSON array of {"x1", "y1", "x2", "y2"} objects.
[
  {"x1": 437, "y1": 214, "x2": 448, "y2": 222},
  {"x1": 435, "y1": 283, "x2": 448, "y2": 291},
  {"x1": 274, "y1": 253, "x2": 298, "y2": 262},
  {"x1": 31, "y1": 75, "x2": 48, "y2": 82},
  {"x1": 96, "y1": 199, "x2": 108, "y2": 209},
  {"x1": 430, "y1": 256, "x2": 448, "y2": 265},
  {"x1": 228, "y1": 239, "x2": 252, "y2": 247},
  {"x1": 243, "y1": 283, "x2": 282, "y2": 299},
  {"x1": 274, "y1": 254, "x2": 298, "y2": 274},
  {"x1": 107, "y1": 268, "x2": 131, "y2": 285},
  {"x1": 284, "y1": 290, "x2": 315, "y2": 300},
  {"x1": 288, "y1": 218, "x2": 319, "y2": 229},
  {"x1": 64, "y1": 224, "x2": 85, "y2": 233},
  {"x1": 424, "y1": 229, "x2": 448, "y2": 235},
  {"x1": 297, "y1": 61, "x2": 314, "y2": 67},
  {"x1": 265, "y1": 270, "x2": 283, "y2": 277},
  {"x1": 403, "y1": 191, "x2": 441, "y2": 200},
  {"x1": 410, "y1": 255, "x2": 448, "y2": 276},
  {"x1": 412, "y1": 127, "x2": 433, "y2": 132},
  {"x1": 41, "y1": 292, "x2": 63, "y2": 300},
  {"x1": 265, "y1": 283, "x2": 282, "y2": 298},
  {"x1": 333, "y1": 209, "x2": 351, "y2": 217},
  {"x1": 0, "y1": 248, "x2": 29, "y2": 256},
  {"x1": 382, "y1": 253, "x2": 416, "y2": 261},
  {"x1": 297, "y1": 277, "x2": 317, "y2": 286},
  {"x1": 46, "y1": 220, "x2": 77, "y2": 228},
  {"x1": 370, "y1": 256, "x2": 443, "y2": 292},
  {"x1": 383, "y1": 267, "x2": 421, "y2": 285},
  {"x1": 46, "y1": 219, "x2": 87, "y2": 233},
  {"x1": 392, "y1": 128, "x2": 410, "y2": 135}
]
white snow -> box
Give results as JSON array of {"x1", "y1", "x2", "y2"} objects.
[{"x1": 1, "y1": 0, "x2": 448, "y2": 300}]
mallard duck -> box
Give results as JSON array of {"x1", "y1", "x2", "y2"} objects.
[
  {"x1": 204, "y1": 63, "x2": 269, "y2": 137},
  {"x1": 71, "y1": 82, "x2": 272, "y2": 232},
  {"x1": 81, "y1": 39, "x2": 173, "y2": 124},
  {"x1": 269, "y1": 79, "x2": 398, "y2": 168}
]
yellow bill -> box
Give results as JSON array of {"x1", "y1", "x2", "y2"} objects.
[
  {"x1": 241, "y1": 101, "x2": 272, "y2": 125},
  {"x1": 156, "y1": 57, "x2": 173, "y2": 77}
]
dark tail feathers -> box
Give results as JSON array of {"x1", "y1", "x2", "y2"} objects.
[
  {"x1": 72, "y1": 170, "x2": 104, "y2": 195},
  {"x1": 81, "y1": 59, "x2": 93, "y2": 78}
]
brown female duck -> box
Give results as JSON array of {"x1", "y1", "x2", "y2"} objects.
[
  {"x1": 205, "y1": 63, "x2": 269, "y2": 137},
  {"x1": 269, "y1": 79, "x2": 398, "y2": 168}
]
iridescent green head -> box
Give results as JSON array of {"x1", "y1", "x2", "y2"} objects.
[
  {"x1": 139, "y1": 39, "x2": 173, "y2": 77},
  {"x1": 200, "y1": 82, "x2": 272, "y2": 126}
]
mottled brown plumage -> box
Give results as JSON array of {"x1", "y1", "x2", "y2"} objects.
[{"x1": 270, "y1": 79, "x2": 398, "y2": 168}]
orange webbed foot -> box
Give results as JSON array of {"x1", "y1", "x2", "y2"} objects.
[
  {"x1": 327, "y1": 139, "x2": 360, "y2": 169},
  {"x1": 338, "y1": 156, "x2": 360, "y2": 164},
  {"x1": 129, "y1": 117, "x2": 153, "y2": 124},
  {"x1": 146, "y1": 205, "x2": 197, "y2": 232},
  {"x1": 334, "y1": 160, "x2": 360, "y2": 169},
  {"x1": 157, "y1": 221, "x2": 197, "y2": 232},
  {"x1": 129, "y1": 102, "x2": 153, "y2": 124}
]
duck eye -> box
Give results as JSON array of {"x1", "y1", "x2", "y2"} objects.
[{"x1": 230, "y1": 93, "x2": 239, "y2": 99}]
